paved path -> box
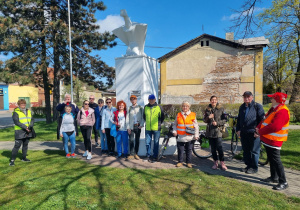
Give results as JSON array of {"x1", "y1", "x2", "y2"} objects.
[{"x1": 0, "y1": 140, "x2": 299, "y2": 198}]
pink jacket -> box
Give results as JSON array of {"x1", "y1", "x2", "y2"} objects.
[{"x1": 77, "y1": 107, "x2": 95, "y2": 127}]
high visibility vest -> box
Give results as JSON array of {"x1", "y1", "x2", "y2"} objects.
[
  {"x1": 13, "y1": 108, "x2": 32, "y2": 130},
  {"x1": 177, "y1": 112, "x2": 196, "y2": 136},
  {"x1": 144, "y1": 105, "x2": 161, "y2": 131},
  {"x1": 261, "y1": 104, "x2": 290, "y2": 142}
]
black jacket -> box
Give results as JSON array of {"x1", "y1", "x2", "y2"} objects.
[
  {"x1": 12, "y1": 109, "x2": 35, "y2": 140},
  {"x1": 204, "y1": 104, "x2": 226, "y2": 138},
  {"x1": 236, "y1": 101, "x2": 265, "y2": 134}
]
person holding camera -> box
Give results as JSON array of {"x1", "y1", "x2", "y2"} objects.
[{"x1": 126, "y1": 95, "x2": 144, "y2": 160}]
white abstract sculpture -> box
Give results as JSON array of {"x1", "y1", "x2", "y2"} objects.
[{"x1": 112, "y1": 9, "x2": 147, "y2": 56}]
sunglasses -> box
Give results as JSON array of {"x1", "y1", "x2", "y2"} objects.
[
  {"x1": 89, "y1": 98, "x2": 94, "y2": 100},
  {"x1": 106, "y1": 101, "x2": 112, "y2": 104},
  {"x1": 84, "y1": 103, "x2": 89, "y2": 105}
]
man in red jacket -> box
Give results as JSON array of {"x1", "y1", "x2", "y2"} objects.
[{"x1": 256, "y1": 92, "x2": 290, "y2": 190}]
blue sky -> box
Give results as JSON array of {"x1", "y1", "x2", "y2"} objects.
[{"x1": 95, "y1": 0, "x2": 272, "y2": 67}]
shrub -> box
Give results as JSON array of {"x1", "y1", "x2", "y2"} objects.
[
  {"x1": 288, "y1": 103, "x2": 300, "y2": 122},
  {"x1": 31, "y1": 107, "x2": 47, "y2": 117}
]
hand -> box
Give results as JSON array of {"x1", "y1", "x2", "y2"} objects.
[
  {"x1": 128, "y1": 129, "x2": 131, "y2": 135},
  {"x1": 255, "y1": 128, "x2": 260, "y2": 134},
  {"x1": 138, "y1": 126, "x2": 142, "y2": 129},
  {"x1": 209, "y1": 114, "x2": 214, "y2": 119},
  {"x1": 102, "y1": 129, "x2": 105, "y2": 134},
  {"x1": 60, "y1": 134, "x2": 63, "y2": 137},
  {"x1": 113, "y1": 122, "x2": 117, "y2": 125},
  {"x1": 236, "y1": 131, "x2": 240, "y2": 138},
  {"x1": 173, "y1": 131, "x2": 177, "y2": 137},
  {"x1": 212, "y1": 121, "x2": 217, "y2": 126},
  {"x1": 254, "y1": 133, "x2": 259, "y2": 138},
  {"x1": 26, "y1": 128, "x2": 30, "y2": 132}
]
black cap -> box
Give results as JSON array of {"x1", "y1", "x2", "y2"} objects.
[{"x1": 242, "y1": 91, "x2": 253, "y2": 97}]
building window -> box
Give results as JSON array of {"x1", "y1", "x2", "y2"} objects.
[
  {"x1": 206, "y1": 41, "x2": 209, "y2": 46},
  {"x1": 201, "y1": 41, "x2": 204, "y2": 47}
]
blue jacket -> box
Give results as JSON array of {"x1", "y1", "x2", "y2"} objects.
[
  {"x1": 56, "y1": 102, "x2": 79, "y2": 117},
  {"x1": 236, "y1": 101, "x2": 265, "y2": 134},
  {"x1": 101, "y1": 107, "x2": 117, "y2": 129},
  {"x1": 95, "y1": 105, "x2": 107, "y2": 130}
]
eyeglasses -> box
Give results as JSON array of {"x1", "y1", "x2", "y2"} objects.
[
  {"x1": 89, "y1": 98, "x2": 94, "y2": 100},
  {"x1": 84, "y1": 103, "x2": 89, "y2": 105},
  {"x1": 106, "y1": 101, "x2": 112, "y2": 104}
]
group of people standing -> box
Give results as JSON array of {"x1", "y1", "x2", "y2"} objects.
[{"x1": 9, "y1": 91, "x2": 290, "y2": 191}]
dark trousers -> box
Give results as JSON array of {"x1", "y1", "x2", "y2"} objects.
[
  {"x1": 11, "y1": 138, "x2": 30, "y2": 161},
  {"x1": 80, "y1": 126, "x2": 92, "y2": 152},
  {"x1": 177, "y1": 140, "x2": 195, "y2": 164},
  {"x1": 241, "y1": 133, "x2": 260, "y2": 170},
  {"x1": 129, "y1": 128, "x2": 141, "y2": 155},
  {"x1": 265, "y1": 145, "x2": 286, "y2": 183},
  {"x1": 105, "y1": 128, "x2": 115, "y2": 154},
  {"x1": 209, "y1": 137, "x2": 224, "y2": 161},
  {"x1": 92, "y1": 124, "x2": 99, "y2": 143}
]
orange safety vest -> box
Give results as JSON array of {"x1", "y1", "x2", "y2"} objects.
[
  {"x1": 177, "y1": 112, "x2": 196, "y2": 136},
  {"x1": 261, "y1": 104, "x2": 290, "y2": 142}
]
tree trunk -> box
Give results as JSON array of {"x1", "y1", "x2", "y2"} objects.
[
  {"x1": 42, "y1": 37, "x2": 52, "y2": 123},
  {"x1": 289, "y1": 62, "x2": 300, "y2": 104},
  {"x1": 52, "y1": 41, "x2": 60, "y2": 121}
]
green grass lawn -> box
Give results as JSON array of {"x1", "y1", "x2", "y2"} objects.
[
  {"x1": 0, "y1": 121, "x2": 84, "y2": 142},
  {"x1": 0, "y1": 150, "x2": 299, "y2": 209}
]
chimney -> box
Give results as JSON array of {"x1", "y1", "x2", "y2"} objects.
[{"x1": 226, "y1": 32, "x2": 234, "y2": 41}]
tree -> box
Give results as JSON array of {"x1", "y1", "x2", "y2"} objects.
[
  {"x1": 258, "y1": 0, "x2": 300, "y2": 103},
  {"x1": 0, "y1": 0, "x2": 116, "y2": 123}
]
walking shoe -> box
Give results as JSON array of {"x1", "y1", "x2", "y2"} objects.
[
  {"x1": 241, "y1": 167, "x2": 249, "y2": 172},
  {"x1": 71, "y1": 153, "x2": 76, "y2": 158},
  {"x1": 21, "y1": 158, "x2": 31, "y2": 162},
  {"x1": 134, "y1": 154, "x2": 140, "y2": 160},
  {"x1": 176, "y1": 162, "x2": 183, "y2": 167},
  {"x1": 212, "y1": 161, "x2": 218, "y2": 170},
  {"x1": 9, "y1": 161, "x2": 15, "y2": 166},
  {"x1": 82, "y1": 151, "x2": 88, "y2": 157},
  {"x1": 187, "y1": 163, "x2": 192, "y2": 168},
  {"x1": 246, "y1": 168, "x2": 257, "y2": 174},
  {"x1": 95, "y1": 142, "x2": 100, "y2": 147},
  {"x1": 126, "y1": 155, "x2": 134, "y2": 160},
  {"x1": 273, "y1": 183, "x2": 288, "y2": 190},
  {"x1": 66, "y1": 154, "x2": 71, "y2": 158},
  {"x1": 220, "y1": 161, "x2": 227, "y2": 171},
  {"x1": 87, "y1": 154, "x2": 92, "y2": 160},
  {"x1": 151, "y1": 157, "x2": 157, "y2": 162},
  {"x1": 260, "y1": 177, "x2": 279, "y2": 183}
]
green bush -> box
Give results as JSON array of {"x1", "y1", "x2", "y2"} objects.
[
  {"x1": 288, "y1": 103, "x2": 300, "y2": 122},
  {"x1": 31, "y1": 107, "x2": 47, "y2": 117}
]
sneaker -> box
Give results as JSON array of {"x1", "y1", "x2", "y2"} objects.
[
  {"x1": 82, "y1": 151, "x2": 88, "y2": 157},
  {"x1": 151, "y1": 157, "x2": 157, "y2": 162},
  {"x1": 220, "y1": 161, "x2": 227, "y2": 171},
  {"x1": 21, "y1": 158, "x2": 31, "y2": 162},
  {"x1": 71, "y1": 153, "x2": 76, "y2": 158},
  {"x1": 212, "y1": 161, "x2": 218, "y2": 170},
  {"x1": 176, "y1": 162, "x2": 183, "y2": 167},
  {"x1": 187, "y1": 163, "x2": 192, "y2": 168},
  {"x1": 127, "y1": 155, "x2": 134, "y2": 160},
  {"x1": 273, "y1": 183, "x2": 288, "y2": 190},
  {"x1": 95, "y1": 142, "x2": 100, "y2": 147},
  {"x1": 9, "y1": 161, "x2": 15, "y2": 166},
  {"x1": 134, "y1": 154, "x2": 140, "y2": 160},
  {"x1": 246, "y1": 168, "x2": 257, "y2": 174},
  {"x1": 66, "y1": 154, "x2": 71, "y2": 158},
  {"x1": 87, "y1": 154, "x2": 92, "y2": 160},
  {"x1": 241, "y1": 167, "x2": 249, "y2": 172}
]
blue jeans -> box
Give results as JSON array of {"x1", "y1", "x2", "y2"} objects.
[
  {"x1": 62, "y1": 132, "x2": 76, "y2": 154},
  {"x1": 145, "y1": 130, "x2": 161, "y2": 158},
  {"x1": 116, "y1": 130, "x2": 129, "y2": 156},
  {"x1": 99, "y1": 130, "x2": 108, "y2": 150},
  {"x1": 241, "y1": 133, "x2": 260, "y2": 170}
]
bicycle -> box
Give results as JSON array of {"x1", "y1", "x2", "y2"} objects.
[
  {"x1": 157, "y1": 123, "x2": 175, "y2": 161},
  {"x1": 192, "y1": 130, "x2": 212, "y2": 159}
]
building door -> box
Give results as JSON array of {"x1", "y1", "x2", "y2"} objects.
[
  {"x1": 18, "y1": 97, "x2": 31, "y2": 109},
  {"x1": 0, "y1": 95, "x2": 3, "y2": 109}
]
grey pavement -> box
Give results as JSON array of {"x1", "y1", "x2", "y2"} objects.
[{"x1": 0, "y1": 140, "x2": 299, "y2": 198}]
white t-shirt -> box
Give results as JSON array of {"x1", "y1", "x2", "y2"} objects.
[{"x1": 118, "y1": 112, "x2": 126, "y2": 131}]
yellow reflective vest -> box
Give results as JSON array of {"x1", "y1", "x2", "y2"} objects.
[{"x1": 13, "y1": 108, "x2": 32, "y2": 130}]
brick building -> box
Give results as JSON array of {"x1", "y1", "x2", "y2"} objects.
[{"x1": 158, "y1": 33, "x2": 269, "y2": 104}]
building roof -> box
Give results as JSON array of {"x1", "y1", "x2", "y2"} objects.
[{"x1": 158, "y1": 33, "x2": 269, "y2": 62}]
